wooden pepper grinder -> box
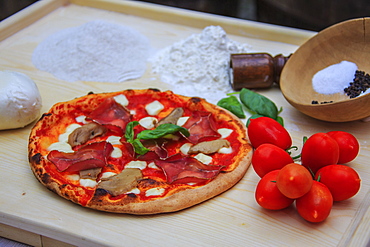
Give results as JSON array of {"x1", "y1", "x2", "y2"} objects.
[{"x1": 230, "y1": 53, "x2": 291, "y2": 90}]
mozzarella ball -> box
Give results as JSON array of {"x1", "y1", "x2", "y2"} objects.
[{"x1": 0, "y1": 71, "x2": 42, "y2": 130}]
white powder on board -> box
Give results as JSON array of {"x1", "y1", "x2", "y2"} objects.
[
  {"x1": 312, "y1": 61, "x2": 358, "y2": 94},
  {"x1": 32, "y1": 20, "x2": 153, "y2": 82},
  {"x1": 150, "y1": 26, "x2": 251, "y2": 103}
]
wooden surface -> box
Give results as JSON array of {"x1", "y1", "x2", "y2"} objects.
[{"x1": 0, "y1": 0, "x2": 369, "y2": 246}]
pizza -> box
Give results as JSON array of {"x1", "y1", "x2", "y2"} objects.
[{"x1": 28, "y1": 89, "x2": 252, "y2": 214}]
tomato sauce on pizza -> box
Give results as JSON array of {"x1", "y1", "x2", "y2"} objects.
[{"x1": 29, "y1": 89, "x2": 252, "y2": 214}]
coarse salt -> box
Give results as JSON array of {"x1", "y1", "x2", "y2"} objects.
[{"x1": 312, "y1": 61, "x2": 358, "y2": 94}]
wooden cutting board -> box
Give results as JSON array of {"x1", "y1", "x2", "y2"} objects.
[{"x1": 0, "y1": 1, "x2": 369, "y2": 246}]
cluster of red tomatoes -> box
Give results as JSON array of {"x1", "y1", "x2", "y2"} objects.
[{"x1": 247, "y1": 117, "x2": 361, "y2": 223}]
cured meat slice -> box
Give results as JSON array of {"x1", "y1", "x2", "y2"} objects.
[
  {"x1": 47, "y1": 141, "x2": 114, "y2": 172},
  {"x1": 136, "y1": 140, "x2": 168, "y2": 160},
  {"x1": 154, "y1": 153, "x2": 223, "y2": 184},
  {"x1": 87, "y1": 97, "x2": 132, "y2": 135},
  {"x1": 183, "y1": 111, "x2": 221, "y2": 144}
]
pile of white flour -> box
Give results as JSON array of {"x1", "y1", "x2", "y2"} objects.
[
  {"x1": 32, "y1": 20, "x2": 152, "y2": 82},
  {"x1": 150, "y1": 26, "x2": 251, "y2": 103}
]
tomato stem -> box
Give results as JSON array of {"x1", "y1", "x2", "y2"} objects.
[
  {"x1": 303, "y1": 136, "x2": 308, "y2": 144},
  {"x1": 291, "y1": 154, "x2": 301, "y2": 160},
  {"x1": 288, "y1": 136, "x2": 309, "y2": 160},
  {"x1": 286, "y1": 146, "x2": 301, "y2": 160},
  {"x1": 278, "y1": 107, "x2": 283, "y2": 114},
  {"x1": 307, "y1": 167, "x2": 315, "y2": 179}
]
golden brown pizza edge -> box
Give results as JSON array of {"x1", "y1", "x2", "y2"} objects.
[{"x1": 27, "y1": 88, "x2": 253, "y2": 214}]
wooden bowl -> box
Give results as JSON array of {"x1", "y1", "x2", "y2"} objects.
[{"x1": 280, "y1": 18, "x2": 370, "y2": 122}]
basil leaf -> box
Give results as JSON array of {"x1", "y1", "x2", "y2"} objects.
[
  {"x1": 239, "y1": 88, "x2": 278, "y2": 119},
  {"x1": 125, "y1": 121, "x2": 139, "y2": 142},
  {"x1": 137, "y1": 123, "x2": 190, "y2": 140},
  {"x1": 131, "y1": 139, "x2": 149, "y2": 155},
  {"x1": 217, "y1": 96, "x2": 246, "y2": 118}
]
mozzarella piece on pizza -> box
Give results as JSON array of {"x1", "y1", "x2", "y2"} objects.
[
  {"x1": 113, "y1": 94, "x2": 129, "y2": 107},
  {"x1": 111, "y1": 147, "x2": 123, "y2": 158},
  {"x1": 217, "y1": 128, "x2": 233, "y2": 138},
  {"x1": 75, "y1": 115, "x2": 88, "y2": 124},
  {"x1": 80, "y1": 178, "x2": 98, "y2": 188},
  {"x1": 106, "y1": 136, "x2": 122, "y2": 145},
  {"x1": 177, "y1": 116, "x2": 189, "y2": 126},
  {"x1": 145, "y1": 187, "x2": 165, "y2": 197},
  {"x1": 145, "y1": 100, "x2": 164, "y2": 115},
  {"x1": 47, "y1": 141, "x2": 73, "y2": 153},
  {"x1": 59, "y1": 124, "x2": 82, "y2": 142},
  {"x1": 218, "y1": 146, "x2": 233, "y2": 154},
  {"x1": 180, "y1": 143, "x2": 192, "y2": 155},
  {"x1": 126, "y1": 188, "x2": 140, "y2": 194},
  {"x1": 101, "y1": 172, "x2": 118, "y2": 179},
  {"x1": 125, "y1": 160, "x2": 147, "y2": 170},
  {"x1": 194, "y1": 153, "x2": 212, "y2": 164},
  {"x1": 148, "y1": 162, "x2": 160, "y2": 169},
  {"x1": 139, "y1": 117, "x2": 158, "y2": 129},
  {"x1": 66, "y1": 174, "x2": 80, "y2": 181}
]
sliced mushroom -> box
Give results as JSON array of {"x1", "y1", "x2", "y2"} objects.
[
  {"x1": 68, "y1": 122, "x2": 106, "y2": 147},
  {"x1": 98, "y1": 168, "x2": 142, "y2": 196},
  {"x1": 80, "y1": 168, "x2": 102, "y2": 180},
  {"x1": 157, "y1": 107, "x2": 184, "y2": 126},
  {"x1": 188, "y1": 139, "x2": 230, "y2": 154}
]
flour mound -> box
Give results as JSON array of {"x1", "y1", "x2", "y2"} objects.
[
  {"x1": 151, "y1": 26, "x2": 251, "y2": 103},
  {"x1": 32, "y1": 20, "x2": 152, "y2": 82}
]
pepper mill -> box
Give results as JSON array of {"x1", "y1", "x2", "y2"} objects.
[{"x1": 230, "y1": 53, "x2": 291, "y2": 90}]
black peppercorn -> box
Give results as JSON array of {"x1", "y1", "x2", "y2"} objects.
[{"x1": 344, "y1": 70, "x2": 370, "y2": 98}]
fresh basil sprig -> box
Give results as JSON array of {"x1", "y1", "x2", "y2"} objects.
[
  {"x1": 217, "y1": 88, "x2": 284, "y2": 126},
  {"x1": 137, "y1": 123, "x2": 190, "y2": 140},
  {"x1": 131, "y1": 139, "x2": 150, "y2": 155},
  {"x1": 125, "y1": 122, "x2": 190, "y2": 155},
  {"x1": 125, "y1": 121, "x2": 140, "y2": 142},
  {"x1": 239, "y1": 88, "x2": 278, "y2": 119},
  {"x1": 124, "y1": 121, "x2": 149, "y2": 155},
  {"x1": 217, "y1": 95, "x2": 246, "y2": 118}
]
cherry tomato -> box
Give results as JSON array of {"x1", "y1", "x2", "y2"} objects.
[
  {"x1": 255, "y1": 170, "x2": 294, "y2": 210},
  {"x1": 252, "y1": 143, "x2": 294, "y2": 178},
  {"x1": 296, "y1": 181, "x2": 333, "y2": 223},
  {"x1": 315, "y1": 164, "x2": 361, "y2": 201},
  {"x1": 247, "y1": 117, "x2": 292, "y2": 150},
  {"x1": 327, "y1": 131, "x2": 360, "y2": 164},
  {"x1": 301, "y1": 133, "x2": 339, "y2": 174},
  {"x1": 276, "y1": 163, "x2": 313, "y2": 199}
]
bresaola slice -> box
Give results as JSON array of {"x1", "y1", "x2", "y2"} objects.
[
  {"x1": 87, "y1": 97, "x2": 132, "y2": 135},
  {"x1": 154, "y1": 153, "x2": 223, "y2": 184},
  {"x1": 182, "y1": 111, "x2": 221, "y2": 143},
  {"x1": 136, "y1": 140, "x2": 169, "y2": 161},
  {"x1": 48, "y1": 141, "x2": 113, "y2": 172}
]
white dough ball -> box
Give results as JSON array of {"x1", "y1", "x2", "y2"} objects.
[{"x1": 0, "y1": 71, "x2": 42, "y2": 130}]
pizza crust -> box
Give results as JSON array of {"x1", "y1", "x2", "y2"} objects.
[{"x1": 28, "y1": 89, "x2": 253, "y2": 214}]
